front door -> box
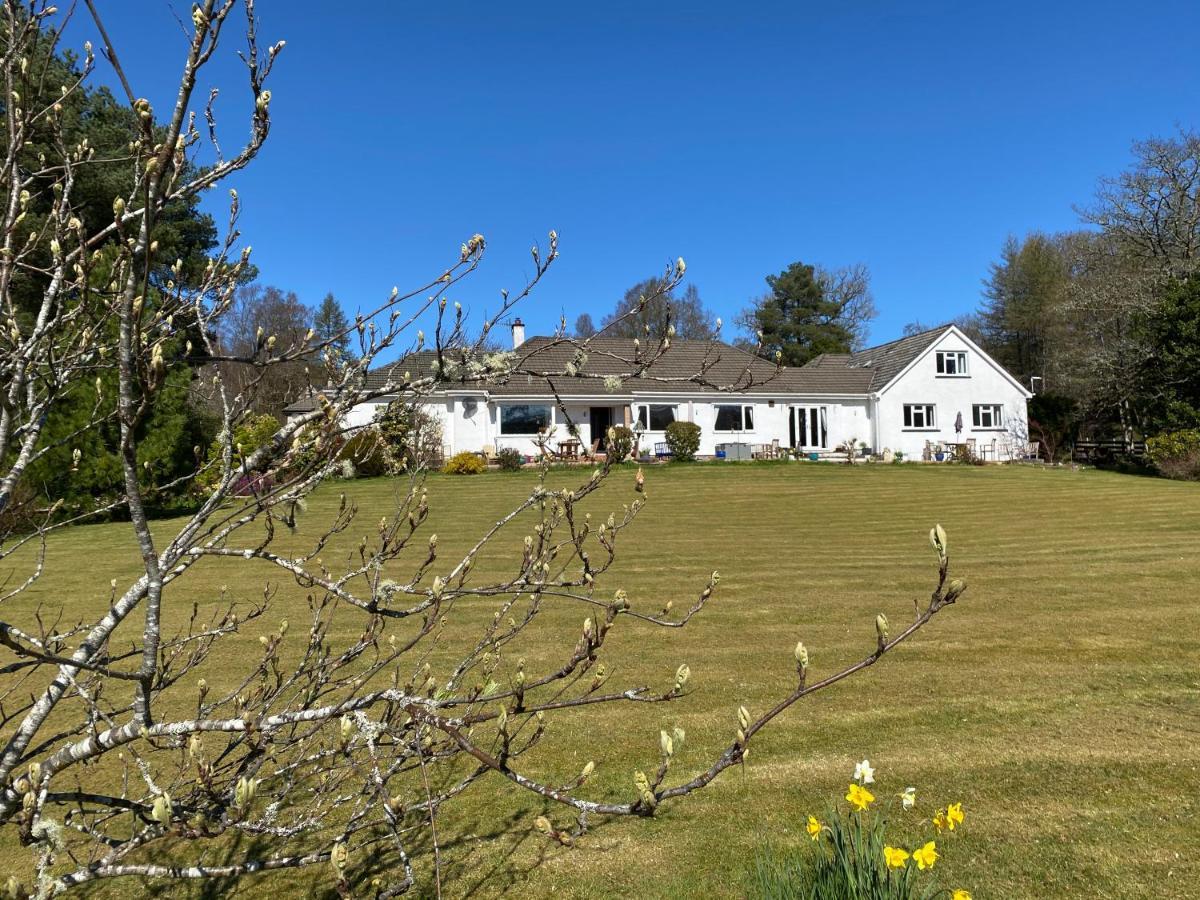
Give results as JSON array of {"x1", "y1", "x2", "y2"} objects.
[{"x1": 590, "y1": 407, "x2": 612, "y2": 451}]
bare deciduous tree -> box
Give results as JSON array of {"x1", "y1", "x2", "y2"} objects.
[
  {"x1": 0, "y1": 4, "x2": 966, "y2": 896},
  {"x1": 1077, "y1": 128, "x2": 1200, "y2": 275}
]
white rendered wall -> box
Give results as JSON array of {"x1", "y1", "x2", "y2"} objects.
[{"x1": 875, "y1": 331, "x2": 1030, "y2": 459}]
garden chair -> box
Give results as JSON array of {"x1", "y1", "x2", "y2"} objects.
[{"x1": 654, "y1": 442, "x2": 672, "y2": 459}]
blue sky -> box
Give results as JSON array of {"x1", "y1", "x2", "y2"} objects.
[{"x1": 68, "y1": 1, "x2": 1199, "y2": 348}]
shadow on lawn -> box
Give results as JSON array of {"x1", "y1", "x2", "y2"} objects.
[{"x1": 134, "y1": 802, "x2": 602, "y2": 899}]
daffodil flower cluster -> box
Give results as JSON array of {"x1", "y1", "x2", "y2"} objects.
[{"x1": 802, "y1": 759, "x2": 971, "y2": 899}]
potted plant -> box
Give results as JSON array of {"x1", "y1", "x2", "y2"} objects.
[{"x1": 934, "y1": 446, "x2": 946, "y2": 462}]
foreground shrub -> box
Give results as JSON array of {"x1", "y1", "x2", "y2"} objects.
[
  {"x1": 607, "y1": 424, "x2": 634, "y2": 461},
  {"x1": 665, "y1": 420, "x2": 702, "y2": 461},
  {"x1": 750, "y1": 760, "x2": 971, "y2": 900},
  {"x1": 496, "y1": 447, "x2": 524, "y2": 470},
  {"x1": 442, "y1": 450, "x2": 487, "y2": 475},
  {"x1": 338, "y1": 428, "x2": 389, "y2": 477},
  {"x1": 1147, "y1": 429, "x2": 1200, "y2": 480}
]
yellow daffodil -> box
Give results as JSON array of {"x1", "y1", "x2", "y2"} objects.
[
  {"x1": 883, "y1": 846, "x2": 910, "y2": 869},
  {"x1": 912, "y1": 840, "x2": 939, "y2": 871},
  {"x1": 932, "y1": 808, "x2": 947, "y2": 832},
  {"x1": 946, "y1": 802, "x2": 965, "y2": 830},
  {"x1": 845, "y1": 782, "x2": 875, "y2": 812},
  {"x1": 806, "y1": 815, "x2": 822, "y2": 841},
  {"x1": 952, "y1": 891, "x2": 972, "y2": 900}
]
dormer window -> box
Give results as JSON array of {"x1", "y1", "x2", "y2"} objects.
[{"x1": 936, "y1": 350, "x2": 968, "y2": 376}]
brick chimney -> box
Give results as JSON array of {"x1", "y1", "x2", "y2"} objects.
[{"x1": 511, "y1": 318, "x2": 526, "y2": 349}]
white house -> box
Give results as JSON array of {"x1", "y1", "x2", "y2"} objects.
[{"x1": 287, "y1": 323, "x2": 1032, "y2": 462}]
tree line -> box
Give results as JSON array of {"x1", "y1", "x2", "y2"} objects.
[
  {"x1": 934, "y1": 128, "x2": 1200, "y2": 455},
  {"x1": 573, "y1": 262, "x2": 877, "y2": 367}
]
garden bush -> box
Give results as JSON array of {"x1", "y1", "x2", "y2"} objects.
[
  {"x1": 442, "y1": 451, "x2": 487, "y2": 475},
  {"x1": 665, "y1": 421, "x2": 701, "y2": 461},
  {"x1": 607, "y1": 425, "x2": 634, "y2": 462},
  {"x1": 197, "y1": 413, "x2": 282, "y2": 493},
  {"x1": 496, "y1": 447, "x2": 524, "y2": 470},
  {"x1": 1146, "y1": 429, "x2": 1200, "y2": 481},
  {"x1": 374, "y1": 399, "x2": 444, "y2": 472},
  {"x1": 338, "y1": 428, "x2": 389, "y2": 477}
]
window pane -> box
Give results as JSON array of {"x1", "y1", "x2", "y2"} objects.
[
  {"x1": 743, "y1": 406, "x2": 753, "y2": 430},
  {"x1": 819, "y1": 407, "x2": 827, "y2": 447},
  {"x1": 501, "y1": 404, "x2": 551, "y2": 434},
  {"x1": 972, "y1": 406, "x2": 981, "y2": 427},
  {"x1": 936, "y1": 353, "x2": 945, "y2": 374},
  {"x1": 648, "y1": 404, "x2": 676, "y2": 430},
  {"x1": 904, "y1": 406, "x2": 912, "y2": 427},
  {"x1": 636, "y1": 406, "x2": 648, "y2": 429},
  {"x1": 714, "y1": 405, "x2": 742, "y2": 431}
]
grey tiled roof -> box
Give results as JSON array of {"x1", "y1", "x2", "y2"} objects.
[
  {"x1": 841, "y1": 327, "x2": 947, "y2": 392},
  {"x1": 283, "y1": 329, "x2": 950, "y2": 412}
]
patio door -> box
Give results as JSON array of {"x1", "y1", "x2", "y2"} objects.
[
  {"x1": 589, "y1": 407, "x2": 612, "y2": 451},
  {"x1": 791, "y1": 406, "x2": 827, "y2": 450}
]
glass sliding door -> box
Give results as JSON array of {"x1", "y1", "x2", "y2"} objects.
[{"x1": 792, "y1": 406, "x2": 828, "y2": 450}]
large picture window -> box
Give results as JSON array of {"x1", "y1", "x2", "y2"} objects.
[
  {"x1": 903, "y1": 404, "x2": 936, "y2": 429},
  {"x1": 935, "y1": 351, "x2": 968, "y2": 375},
  {"x1": 714, "y1": 404, "x2": 754, "y2": 432},
  {"x1": 972, "y1": 404, "x2": 1003, "y2": 429},
  {"x1": 499, "y1": 404, "x2": 551, "y2": 435},
  {"x1": 635, "y1": 403, "x2": 677, "y2": 431}
]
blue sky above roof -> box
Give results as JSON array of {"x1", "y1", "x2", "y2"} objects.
[{"x1": 67, "y1": 1, "x2": 1200, "y2": 355}]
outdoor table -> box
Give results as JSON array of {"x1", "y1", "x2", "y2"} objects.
[{"x1": 558, "y1": 439, "x2": 581, "y2": 459}]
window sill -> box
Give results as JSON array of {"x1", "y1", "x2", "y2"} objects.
[
  {"x1": 901, "y1": 428, "x2": 939, "y2": 432},
  {"x1": 972, "y1": 427, "x2": 1007, "y2": 432},
  {"x1": 934, "y1": 374, "x2": 970, "y2": 378}
]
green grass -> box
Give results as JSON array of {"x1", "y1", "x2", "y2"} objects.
[{"x1": 4, "y1": 463, "x2": 1199, "y2": 898}]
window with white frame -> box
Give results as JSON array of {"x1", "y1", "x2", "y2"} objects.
[
  {"x1": 635, "y1": 403, "x2": 677, "y2": 431},
  {"x1": 714, "y1": 404, "x2": 754, "y2": 432},
  {"x1": 972, "y1": 403, "x2": 1003, "y2": 428},
  {"x1": 903, "y1": 404, "x2": 936, "y2": 429},
  {"x1": 499, "y1": 404, "x2": 552, "y2": 435},
  {"x1": 935, "y1": 350, "x2": 968, "y2": 375}
]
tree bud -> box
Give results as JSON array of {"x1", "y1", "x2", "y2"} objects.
[
  {"x1": 794, "y1": 641, "x2": 808, "y2": 669},
  {"x1": 151, "y1": 794, "x2": 172, "y2": 825}
]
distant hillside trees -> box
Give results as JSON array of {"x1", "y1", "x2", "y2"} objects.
[{"x1": 601, "y1": 276, "x2": 717, "y2": 340}]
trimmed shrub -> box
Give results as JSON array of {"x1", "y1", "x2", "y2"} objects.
[
  {"x1": 664, "y1": 421, "x2": 701, "y2": 461},
  {"x1": 496, "y1": 447, "x2": 524, "y2": 471},
  {"x1": 606, "y1": 425, "x2": 634, "y2": 462},
  {"x1": 442, "y1": 451, "x2": 487, "y2": 475},
  {"x1": 1147, "y1": 429, "x2": 1200, "y2": 481},
  {"x1": 338, "y1": 428, "x2": 389, "y2": 477}
]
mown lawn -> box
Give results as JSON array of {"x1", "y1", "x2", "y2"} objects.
[{"x1": 3, "y1": 463, "x2": 1199, "y2": 898}]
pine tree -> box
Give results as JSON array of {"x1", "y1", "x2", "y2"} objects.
[{"x1": 313, "y1": 292, "x2": 351, "y2": 357}]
